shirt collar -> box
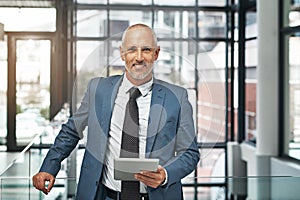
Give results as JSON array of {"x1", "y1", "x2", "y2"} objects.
[{"x1": 122, "y1": 74, "x2": 153, "y2": 97}]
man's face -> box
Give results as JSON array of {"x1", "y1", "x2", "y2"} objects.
[{"x1": 120, "y1": 27, "x2": 160, "y2": 84}]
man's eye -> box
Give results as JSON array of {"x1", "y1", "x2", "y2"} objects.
[
  {"x1": 142, "y1": 48, "x2": 152, "y2": 52},
  {"x1": 127, "y1": 48, "x2": 137, "y2": 52},
  {"x1": 125, "y1": 47, "x2": 153, "y2": 54}
]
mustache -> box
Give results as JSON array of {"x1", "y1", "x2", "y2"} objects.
[{"x1": 132, "y1": 62, "x2": 146, "y2": 66}]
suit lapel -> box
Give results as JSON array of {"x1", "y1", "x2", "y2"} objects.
[
  {"x1": 146, "y1": 81, "x2": 165, "y2": 156},
  {"x1": 95, "y1": 75, "x2": 123, "y2": 135}
]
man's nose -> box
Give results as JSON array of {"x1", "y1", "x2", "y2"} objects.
[{"x1": 135, "y1": 48, "x2": 144, "y2": 62}]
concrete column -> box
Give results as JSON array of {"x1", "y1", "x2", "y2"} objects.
[
  {"x1": 256, "y1": 0, "x2": 279, "y2": 199},
  {"x1": 257, "y1": 0, "x2": 279, "y2": 157}
]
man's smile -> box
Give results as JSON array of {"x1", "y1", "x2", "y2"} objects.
[{"x1": 132, "y1": 63, "x2": 146, "y2": 69}]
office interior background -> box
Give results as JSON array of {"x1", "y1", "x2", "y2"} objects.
[{"x1": 0, "y1": 0, "x2": 299, "y2": 199}]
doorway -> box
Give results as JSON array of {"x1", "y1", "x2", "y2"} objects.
[{"x1": 7, "y1": 32, "x2": 54, "y2": 151}]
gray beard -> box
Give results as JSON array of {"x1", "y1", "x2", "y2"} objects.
[{"x1": 125, "y1": 66, "x2": 153, "y2": 80}]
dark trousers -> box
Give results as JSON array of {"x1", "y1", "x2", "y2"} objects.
[{"x1": 94, "y1": 182, "x2": 149, "y2": 200}]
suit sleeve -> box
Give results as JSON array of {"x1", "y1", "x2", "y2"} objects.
[
  {"x1": 164, "y1": 89, "x2": 200, "y2": 186},
  {"x1": 39, "y1": 79, "x2": 93, "y2": 177}
]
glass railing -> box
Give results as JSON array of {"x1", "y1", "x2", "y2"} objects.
[
  {"x1": 0, "y1": 177, "x2": 76, "y2": 200},
  {"x1": 1, "y1": 176, "x2": 300, "y2": 200},
  {"x1": 1, "y1": 134, "x2": 300, "y2": 199},
  {"x1": 0, "y1": 133, "x2": 77, "y2": 200},
  {"x1": 182, "y1": 176, "x2": 300, "y2": 200}
]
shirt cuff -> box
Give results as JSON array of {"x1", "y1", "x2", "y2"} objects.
[{"x1": 161, "y1": 168, "x2": 168, "y2": 186}]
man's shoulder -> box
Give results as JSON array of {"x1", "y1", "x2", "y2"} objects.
[
  {"x1": 154, "y1": 79, "x2": 186, "y2": 92},
  {"x1": 91, "y1": 74, "x2": 122, "y2": 81},
  {"x1": 84, "y1": 75, "x2": 122, "y2": 92},
  {"x1": 89, "y1": 75, "x2": 122, "y2": 84}
]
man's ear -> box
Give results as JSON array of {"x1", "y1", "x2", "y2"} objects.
[
  {"x1": 119, "y1": 46, "x2": 125, "y2": 61},
  {"x1": 154, "y1": 46, "x2": 160, "y2": 61}
]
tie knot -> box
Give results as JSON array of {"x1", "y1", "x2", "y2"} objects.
[{"x1": 129, "y1": 87, "x2": 141, "y2": 100}]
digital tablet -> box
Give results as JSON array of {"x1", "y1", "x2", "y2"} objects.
[{"x1": 114, "y1": 158, "x2": 159, "y2": 181}]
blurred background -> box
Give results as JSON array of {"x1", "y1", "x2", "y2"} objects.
[{"x1": 0, "y1": 0, "x2": 300, "y2": 199}]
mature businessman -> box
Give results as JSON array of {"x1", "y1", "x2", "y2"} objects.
[{"x1": 33, "y1": 23, "x2": 200, "y2": 200}]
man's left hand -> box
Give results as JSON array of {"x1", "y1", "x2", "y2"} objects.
[{"x1": 134, "y1": 165, "x2": 166, "y2": 188}]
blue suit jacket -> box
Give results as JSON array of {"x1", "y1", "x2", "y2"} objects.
[{"x1": 40, "y1": 75, "x2": 200, "y2": 200}]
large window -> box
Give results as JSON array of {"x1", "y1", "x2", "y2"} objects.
[
  {"x1": 0, "y1": 7, "x2": 56, "y2": 149},
  {"x1": 0, "y1": 36, "x2": 7, "y2": 148},
  {"x1": 245, "y1": 11, "x2": 257, "y2": 143},
  {"x1": 72, "y1": 0, "x2": 231, "y2": 198},
  {"x1": 288, "y1": 34, "x2": 300, "y2": 159},
  {"x1": 0, "y1": 8, "x2": 56, "y2": 32},
  {"x1": 280, "y1": 0, "x2": 300, "y2": 160}
]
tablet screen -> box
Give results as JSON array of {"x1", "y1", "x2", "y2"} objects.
[{"x1": 114, "y1": 158, "x2": 159, "y2": 181}]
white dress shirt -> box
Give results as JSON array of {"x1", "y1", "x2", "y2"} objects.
[{"x1": 102, "y1": 75, "x2": 152, "y2": 193}]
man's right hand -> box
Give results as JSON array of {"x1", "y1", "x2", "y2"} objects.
[{"x1": 32, "y1": 172, "x2": 55, "y2": 195}]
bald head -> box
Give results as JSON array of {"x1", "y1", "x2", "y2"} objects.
[{"x1": 121, "y1": 24, "x2": 158, "y2": 48}]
